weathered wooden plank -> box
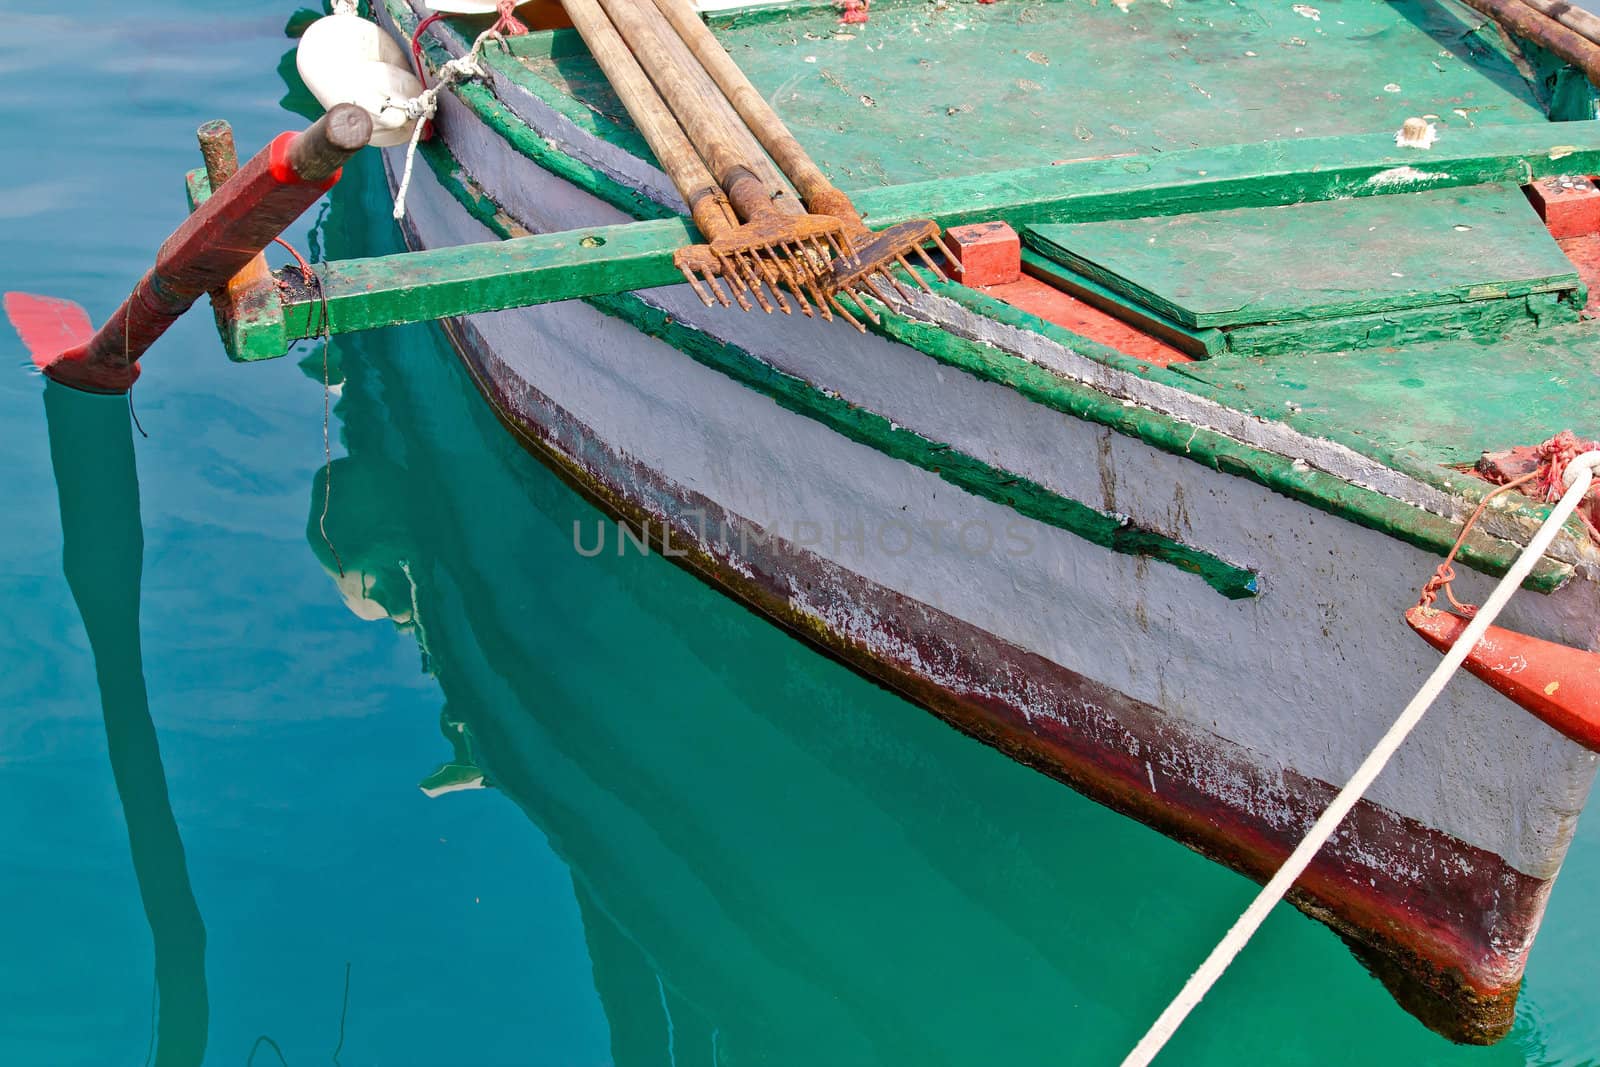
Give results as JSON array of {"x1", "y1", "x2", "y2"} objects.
[
  {"x1": 1020, "y1": 250, "x2": 1226, "y2": 360},
  {"x1": 1025, "y1": 185, "x2": 1580, "y2": 328},
  {"x1": 1222, "y1": 290, "x2": 1582, "y2": 355},
  {"x1": 248, "y1": 217, "x2": 695, "y2": 353},
  {"x1": 853, "y1": 122, "x2": 1600, "y2": 231}
]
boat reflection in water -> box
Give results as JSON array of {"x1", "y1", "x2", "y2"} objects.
[
  {"x1": 290, "y1": 159, "x2": 1553, "y2": 1066},
  {"x1": 42, "y1": 383, "x2": 209, "y2": 1067}
]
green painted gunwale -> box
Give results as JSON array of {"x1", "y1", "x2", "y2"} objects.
[{"x1": 379, "y1": 0, "x2": 1584, "y2": 589}]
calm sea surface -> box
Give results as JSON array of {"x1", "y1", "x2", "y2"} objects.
[{"x1": 3, "y1": 3, "x2": 1599, "y2": 1064}]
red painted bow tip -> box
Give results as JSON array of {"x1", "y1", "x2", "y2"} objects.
[{"x1": 1405, "y1": 605, "x2": 1600, "y2": 752}]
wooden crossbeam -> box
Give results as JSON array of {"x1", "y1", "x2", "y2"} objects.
[{"x1": 211, "y1": 119, "x2": 1600, "y2": 358}]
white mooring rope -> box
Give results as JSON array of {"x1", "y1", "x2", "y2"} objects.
[
  {"x1": 390, "y1": 27, "x2": 502, "y2": 221},
  {"x1": 1122, "y1": 450, "x2": 1600, "y2": 1067}
]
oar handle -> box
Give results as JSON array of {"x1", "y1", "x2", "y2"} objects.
[{"x1": 43, "y1": 106, "x2": 373, "y2": 394}]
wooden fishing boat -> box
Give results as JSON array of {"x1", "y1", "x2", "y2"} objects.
[
  {"x1": 12, "y1": 0, "x2": 1600, "y2": 1049},
  {"x1": 360, "y1": 0, "x2": 1600, "y2": 1043}
]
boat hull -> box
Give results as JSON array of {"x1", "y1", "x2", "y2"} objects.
[{"x1": 376, "y1": 2, "x2": 1600, "y2": 1040}]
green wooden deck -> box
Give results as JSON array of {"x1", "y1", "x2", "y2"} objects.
[{"x1": 513, "y1": 0, "x2": 1548, "y2": 185}]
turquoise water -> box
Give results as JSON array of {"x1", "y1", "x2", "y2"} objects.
[{"x1": 3, "y1": 4, "x2": 1600, "y2": 1064}]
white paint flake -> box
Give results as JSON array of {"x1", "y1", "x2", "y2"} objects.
[
  {"x1": 1365, "y1": 165, "x2": 1440, "y2": 188},
  {"x1": 1293, "y1": 4, "x2": 1320, "y2": 19}
]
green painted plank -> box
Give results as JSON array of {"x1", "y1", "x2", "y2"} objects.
[
  {"x1": 1221, "y1": 289, "x2": 1582, "y2": 356},
  {"x1": 851, "y1": 122, "x2": 1600, "y2": 232},
  {"x1": 1020, "y1": 249, "x2": 1225, "y2": 360},
  {"x1": 597, "y1": 289, "x2": 1262, "y2": 599},
  {"x1": 858, "y1": 299, "x2": 1572, "y2": 592},
  {"x1": 1025, "y1": 185, "x2": 1580, "y2": 328},
  {"x1": 257, "y1": 217, "x2": 693, "y2": 348}
]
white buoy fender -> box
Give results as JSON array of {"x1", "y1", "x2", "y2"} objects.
[{"x1": 296, "y1": 12, "x2": 424, "y2": 149}]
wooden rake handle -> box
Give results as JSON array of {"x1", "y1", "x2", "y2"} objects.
[
  {"x1": 649, "y1": 0, "x2": 861, "y2": 227},
  {"x1": 560, "y1": 0, "x2": 736, "y2": 239},
  {"x1": 594, "y1": 0, "x2": 791, "y2": 221}
]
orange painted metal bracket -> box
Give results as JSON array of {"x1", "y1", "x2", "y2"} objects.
[{"x1": 1405, "y1": 605, "x2": 1600, "y2": 751}]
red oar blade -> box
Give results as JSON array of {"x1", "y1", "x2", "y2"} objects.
[{"x1": 5, "y1": 292, "x2": 94, "y2": 371}]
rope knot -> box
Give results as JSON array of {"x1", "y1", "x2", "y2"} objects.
[
  {"x1": 494, "y1": 0, "x2": 530, "y2": 35},
  {"x1": 1414, "y1": 428, "x2": 1600, "y2": 611},
  {"x1": 1534, "y1": 429, "x2": 1600, "y2": 503}
]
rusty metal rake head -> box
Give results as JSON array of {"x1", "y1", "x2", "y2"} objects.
[
  {"x1": 675, "y1": 209, "x2": 851, "y2": 318},
  {"x1": 817, "y1": 219, "x2": 958, "y2": 331},
  {"x1": 676, "y1": 215, "x2": 961, "y2": 331}
]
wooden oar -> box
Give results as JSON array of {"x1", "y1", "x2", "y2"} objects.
[
  {"x1": 4, "y1": 105, "x2": 372, "y2": 394},
  {"x1": 647, "y1": 0, "x2": 951, "y2": 300},
  {"x1": 592, "y1": 0, "x2": 854, "y2": 318},
  {"x1": 557, "y1": 0, "x2": 745, "y2": 307}
]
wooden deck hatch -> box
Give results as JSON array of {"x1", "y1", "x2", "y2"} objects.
[{"x1": 1025, "y1": 184, "x2": 1586, "y2": 356}]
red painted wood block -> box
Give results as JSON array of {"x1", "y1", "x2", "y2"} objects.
[
  {"x1": 942, "y1": 221, "x2": 1021, "y2": 287},
  {"x1": 1525, "y1": 175, "x2": 1600, "y2": 238}
]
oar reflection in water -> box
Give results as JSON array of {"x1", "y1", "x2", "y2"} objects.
[{"x1": 42, "y1": 382, "x2": 209, "y2": 1067}]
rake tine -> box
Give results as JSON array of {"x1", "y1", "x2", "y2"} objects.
[
  {"x1": 756, "y1": 250, "x2": 794, "y2": 315},
  {"x1": 934, "y1": 242, "x2": 963, "y2": 275},
  {"x1": 876, "y1": 268, "x2": 915, "y2": 303},
  {"x1": 913, "y1": 242, "x2": 950, "y2": 281},
  {"x1": 681, "y1": 266, "x2": 716, "y2": 307},
  {"x1": 734, "y1": 254, "x2": 775, "y2": 313},
  {"x1": 751, "y1": 250, "x2": 792, "y2": 314},
  {"x1": 770, "y1": 254, "x2": 815, "y2": 317},
  {"x1": 701, "y1": 268, "x2": 733, "y2": 308},
  {"x1": 715, "y1": 255, "x2": 756, "y2": 311},
  {"x1": 842, "y1": 285, "x2": 881, "y2": 325},
  {"x1": 827, "y1": 294, "x2": 867, "y2": 332},
  {"x1": 804, "y1": 277, "x2": 834, "y2": 321},
  {"x1": 896, "y1": 254, "x2": 936, "y2": 294},
  {"x1": 758, "y1": 262, "x2": 790, "y2": 313},
  {"x1": 791, "y1": 240, "x2": 827, "y2": 281},
  {"x1": 860, "y1": 273, "x2": 897, "y2": 307}
]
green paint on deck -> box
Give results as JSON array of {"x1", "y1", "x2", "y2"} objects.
[
  {"x1": 1026, "y1": 185, "x2": 1581, "y2": 329},
  {"x1": 512, "y1": 0, "x2": 1546, "y2": 187}
]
